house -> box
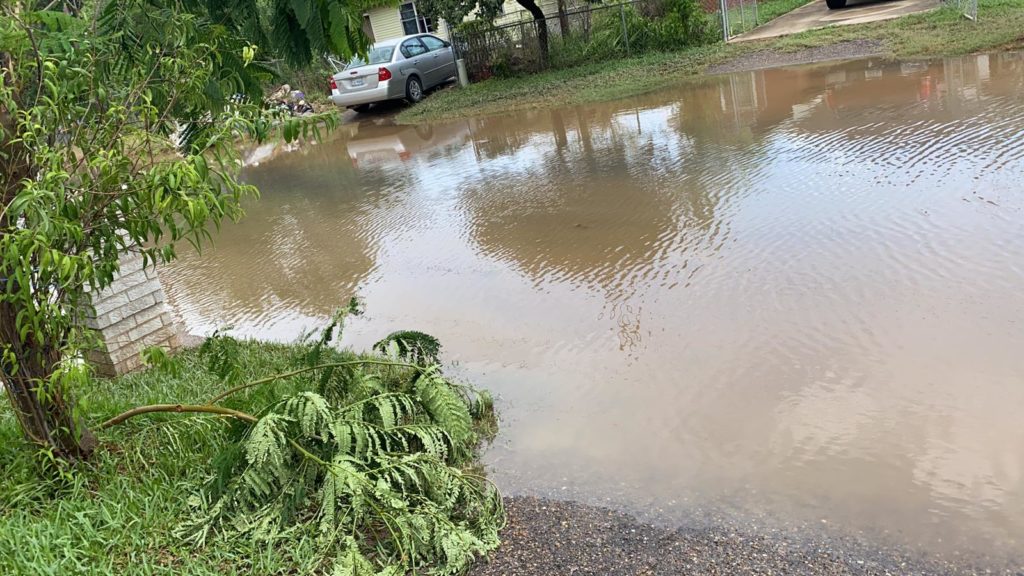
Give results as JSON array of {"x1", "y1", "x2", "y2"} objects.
[{"x1": 361, "y1": 0, "x2": 565, "y2": 44}]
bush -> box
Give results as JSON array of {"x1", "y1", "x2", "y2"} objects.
[{"x1": 655, "y1": 0, "x2": 716, "y2": 48}]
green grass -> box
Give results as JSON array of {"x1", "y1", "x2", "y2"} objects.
[
  {"x1": 398, "y1": 0, "x2": 1024, "y2": 124},
  {"x1": 774, "y1": 0, "x2": 1024, "y2": 55},
  {"x1": 0, "y1": 343, "x2": 306, "y2": 575}
]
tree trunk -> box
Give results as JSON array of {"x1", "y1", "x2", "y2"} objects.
[
  {"x1": 516, "y1": 0, "x2": 549, "y2": 63},
  {"x1": 0, "y1": 301, "x2": 96, "y2": 460}
]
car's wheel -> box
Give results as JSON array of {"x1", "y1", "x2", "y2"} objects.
[
  {"x1": 351, "y1": 104, "x2": 372, "y2": 114},
  {"x1": 825, "y1": 0, "x2": 846, "y2": 8},
  {"x1": 406, "y1": 76, "x2": 424, "y2": 104}
]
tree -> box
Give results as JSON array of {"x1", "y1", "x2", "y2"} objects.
[{"x1": 0, "y1": 0, "x2": 364, "y2": 462}]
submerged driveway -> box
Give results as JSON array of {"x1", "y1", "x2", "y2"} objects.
[{"x1": 734, "y1": 0, "x2": 942, "y2": 41}]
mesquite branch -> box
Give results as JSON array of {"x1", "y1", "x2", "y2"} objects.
[
  {"x1": 99, "y1": 360, "x2": 424, "y2": 431},
  {"x1": 98, "y1": 404, "x2": 258, "y2": 430}
]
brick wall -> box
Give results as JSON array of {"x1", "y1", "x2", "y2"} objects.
[{"x1": 85, "y1": 250, "x2": 182, "y2": 376}]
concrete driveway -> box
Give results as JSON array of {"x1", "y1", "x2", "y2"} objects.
[{"x1": 733, "y1": 0, "x2": 942, "y2": 42}]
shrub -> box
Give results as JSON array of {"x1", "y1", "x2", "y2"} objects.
[{"x1": 654, "y1": 0, "x2": 716, "y2": 48}]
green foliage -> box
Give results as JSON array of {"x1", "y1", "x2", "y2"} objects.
[
  {"x1": 550, "y1": 0, "x2": 713, "y2": 68},
  {"x1": 655, "y1": 0, "x2": 715, "y2": 48},
  {"x1": 0, "y1": 0, "x2": 355, "y2": 458},
  {"x1": 183, "y1": 325, "x2": 503, "y2": 575},
  {"x1": 0, "y1": 329, "x2": 502, "y2": 574},
  {"x1": 420, "y1": 0, "x2": 507, "y2": 31},
  {"x1": 141, "y1": 345, "x2": 184, "y2": 378},
  {"x1": 262, "y1": 0, "x2": 373, "y2": 67},
  {"x1": 200, "y1": 329, "x2": 246, "y2": 384},
  {"x1": 373, "y1": 330, "x2": 443, "y2": 365},
  {"x1": 460, "y1": 0, "x2": 714, "y2": 79}
]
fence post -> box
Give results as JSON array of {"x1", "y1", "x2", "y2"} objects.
[
  {"x1": 620, "y1": 3, "x2": 631, "y2": 56},
  {"x1": 719, "y1": 0, "x2": 730, "y2": 41}
]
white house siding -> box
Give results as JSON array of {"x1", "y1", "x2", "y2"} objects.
[
  {"x1": 366, "y1": 6, "x2": 405, "y2": 42},
  {"x1": 365, "y1": 4, "x2": 452, "y2": 42},
  {"x1": 367, "y1": 0, "x2": 570, "y2": 42},
  {"x1": 436, "y1": 20, "x2": 452, "y2": 41}
]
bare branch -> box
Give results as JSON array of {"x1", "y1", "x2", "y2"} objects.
[{"x1": 97, "y1": 403, "x2": 258, "y2": 430}]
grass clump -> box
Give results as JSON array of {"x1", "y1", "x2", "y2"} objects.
[{"x1": 0, "y1": 320, "x2": 502, "y2": 575}]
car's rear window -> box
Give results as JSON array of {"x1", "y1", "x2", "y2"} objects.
[{"x1": 346, "y1": 46, "x2": 395, "y2": 68}]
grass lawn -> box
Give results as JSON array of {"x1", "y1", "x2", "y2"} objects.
[
  {"x1": 0, "y1": 338, "x2": 500, "y2": 575},
  {"x1": 398, "y1": 0, "x2": 1024, "y2": 124},
  {"x1": 0, "y1": 343, "x2": 309, "y2": 576}
]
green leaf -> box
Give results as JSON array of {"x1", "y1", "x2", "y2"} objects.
[{"x1": 289, "y1": 0, "x2": 313, "y2": 28}]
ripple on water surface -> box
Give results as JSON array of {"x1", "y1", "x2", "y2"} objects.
[{"x1": 163, "y1": 53, "x2": 1024, "y2": 561}]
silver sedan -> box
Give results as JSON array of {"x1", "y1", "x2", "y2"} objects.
[{"x1": 329, "y1": 34, "x2": 457, "y2": 112}]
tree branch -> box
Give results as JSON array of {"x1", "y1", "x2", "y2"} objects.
[
  {"x1": 97, "y1": 403, "x2": 258, "y2": 430},
  {"x1": 207, "y1": 359, "x2": 423, "y2": 405}
]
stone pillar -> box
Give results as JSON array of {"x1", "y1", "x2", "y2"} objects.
[{"x1": 85, "y1": 250, "x2": 182, "y2": 376}]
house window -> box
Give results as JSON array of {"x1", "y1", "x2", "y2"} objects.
[{"x1": 399, "y1": 2, "x2": 434, "y2": 35}]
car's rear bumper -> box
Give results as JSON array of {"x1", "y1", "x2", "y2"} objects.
[{"x1": 330, "y1": 81, "x2": 396, "y2": 107}]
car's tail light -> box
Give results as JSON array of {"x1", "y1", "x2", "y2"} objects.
[
  {"x1": 329, "y1": 77, "x2": 337, "y2": 90},
  {"x1": 378, "y1": 67, "x2": 392, "y2": 82}
]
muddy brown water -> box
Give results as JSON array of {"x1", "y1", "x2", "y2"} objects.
[{"x1": 165, "y1": 54, "x2": 1024, "y2": 561}]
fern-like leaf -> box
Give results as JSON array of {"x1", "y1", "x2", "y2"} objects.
[
  {"x1": 190, "y1": 321, "x2": 502, "y2": 576},
  {"x1": 284, "y1": 391, "x2": 332, "y2": 438},
  {"x1": 246, "y1": 413, "x2": 292, "y2": 468},
  {"x1": 415, "y1": 368, "x2": 474, "y2": 452}
]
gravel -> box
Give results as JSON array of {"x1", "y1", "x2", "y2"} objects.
[
  {"x1": 470, "y1": 496, "x2": 1021, "y2": 576},
  {"x1": 707, "y1": 40, "x2": 886, "y2": 75}
]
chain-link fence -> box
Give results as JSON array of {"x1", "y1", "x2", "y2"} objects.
[
  {"x1": 715, "y1": 0, "x2": 829, "y2": 41},
  {"x1": 454, "y1": 0, "x2": 982, "y2": 81},
  {"x1": 716, "y1": 0, "x2": 759, "y2": 41},
  {"x1": 452, "y1": 0, "x2": 733, "y2": 81},
  {"x1": 947, "y1": 0, "x2": 978, "y2": 20}
]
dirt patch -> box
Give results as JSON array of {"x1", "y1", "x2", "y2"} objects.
[
  {"x1": 707, "y1": 39, "x2": 885, "y2": 74},
  {"x1": 470, "y1": 497, "x2": 1013, "y2": 575}
]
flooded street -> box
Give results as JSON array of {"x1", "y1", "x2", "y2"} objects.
[{"x1": 165, "y1": 54, "x2": 1024, "y2": 560}]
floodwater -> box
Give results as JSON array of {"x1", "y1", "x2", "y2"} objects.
[{"x1": 164, "y1": 54, "x2": 1024, "y2": 560}]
